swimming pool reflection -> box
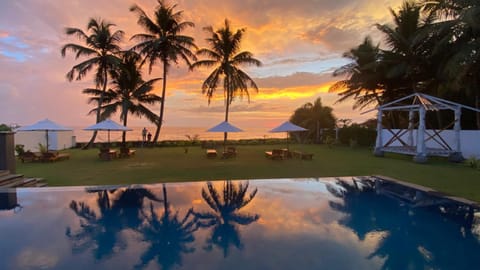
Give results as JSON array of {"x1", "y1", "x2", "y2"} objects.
[
  {"x1": 327, "y1": 177, "x2": 480, "y2": 270},
  {"x1": 193, "y1": 181, "x2": 259, "y2": 257},
  {"x1": 66, "y1": 187, "x2": 161, "y2": 260},
  {"x1": 134, "y1": 184, "x2": 198, "y2": 270},
  {"x1": 1, "y1": 178, "x2": 479, "y2": 269}
]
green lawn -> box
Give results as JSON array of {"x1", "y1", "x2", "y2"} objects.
[{"x1": 15, "y1": 144, "x2": 480, "y2": 201}]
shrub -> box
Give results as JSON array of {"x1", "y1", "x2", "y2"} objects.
[{"x1": 338, "y1": 124, "x2": 376, "y2": 147}]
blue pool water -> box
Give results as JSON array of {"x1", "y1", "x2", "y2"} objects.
[{"x1": 0, "y1": 177, "x2": 479, "y2": 270}]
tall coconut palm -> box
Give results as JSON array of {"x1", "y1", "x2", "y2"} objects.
[
  {"x1": 61, "y1": 18, "x2": 124, "y2": 148},
  {"x1": 375, "y1": 1, "x2": 437, "y2": 95},
  {"x1": 192, "y1": 19, "x2": 262, "y2": 143},
  {"x1": 83, "y1": 51, "x2": 161, "y2": 145},
  {"x1": 330, "y1": 37, "x2": 384, "y2": 109},
  {"x1": 130, "y1": 0, "x2": 197, "y2": 143},
  {"x1": 422, "y1": 0, "x2": 480, "y2": 128}
]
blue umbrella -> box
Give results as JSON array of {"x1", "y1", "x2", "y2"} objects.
[{"x1": 269, "y1": 121, "x2": 307, "y2": 149}]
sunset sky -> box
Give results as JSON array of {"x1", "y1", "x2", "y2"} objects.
[{"x1": 0, "y1": 0, "x2": 402, "y2": 130}]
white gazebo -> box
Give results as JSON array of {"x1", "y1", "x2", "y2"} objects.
[{"x1": 363, "y1": 93, "x2": 480, "y2": 163}]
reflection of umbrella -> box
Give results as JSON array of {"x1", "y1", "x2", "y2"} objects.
[
  {"x1": 17, "y1": 119, "x2": 72, "y2": 151},
  {"x1": 207, "y1": 121, "x2": 243, "y2": 151},
  {"x1": 269, "y1": 121, "x2": 307, "y2": 149},
  {"x1": 84, "y1": 119, "x2": 132, "y2": 144}
]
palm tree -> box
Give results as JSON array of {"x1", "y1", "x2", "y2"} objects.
[
  {"x1": 193, "y1": 181, "x2": 259, "y2": 257},
  {"x1": 192, "y1": 19, "x2": 262, "y2": 143},
  {"x1": 83, "y1": 51, "x2": 161, "y2": 145},
  {"x1": 61, "y1": 18, "x2": 124, "y2": 148},
  {"x1": 330, "y1": 37, "x2": 384, "y2": 110},
  {"x1": 290, "y1": 98, "x2": 336, "y2": 143},
  {"x1": 422, "y1": 0, "x2": 480, "y2": 128},
  {"x1": 375, "y1": 1, "x2": 437, "y2": 95},
  {"x1": 130, "y1": 0, "x2": 197, "y2": 143}
]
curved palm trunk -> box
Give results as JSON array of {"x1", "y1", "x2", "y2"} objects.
[
  {"x1": 122, "y1": 112, "x2": 128, "y2": 146},
  {"x1": 83, "y1": 68, "x2": 108, "y2": 149},
  {"x1": 153, "y1": 60, "x2": 167, "y2": 144},
  {"x1": 223, "y1": 76, "x2": 230, "y2": 151}
]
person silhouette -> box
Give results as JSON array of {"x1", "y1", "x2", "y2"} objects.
[
  {"x1": 147, "y1": 132, "x2": 152, "y2": 143},
  {"x1": 142, "y1": 127, "x2": 147, "y2": 143}
]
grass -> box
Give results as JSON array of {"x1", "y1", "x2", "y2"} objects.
[{"x1": 15, "y1": 144, "x2": 480, "y2": 202}]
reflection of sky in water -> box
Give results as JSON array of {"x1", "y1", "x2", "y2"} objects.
[{"x1": 0, "y1": 178, "x2": 479, "y2": 270}]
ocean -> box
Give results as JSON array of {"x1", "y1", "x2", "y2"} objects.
[{"x1": 73, "y1": 126, "x2": 286, "y2": 143}]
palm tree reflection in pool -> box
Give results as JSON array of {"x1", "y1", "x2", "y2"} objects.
[
  {"x1": 194, "y1": 181, "x2": 259, "y2": 257},
  {"x1": 66, "y1": 187, "x2": 161, "y2": 260},
  {"x1": 134, "y1": 184, "x2": 198, "y2": 270},
  {"x1": 326, "y1": 178, "x2": 480, "y2": 269}
]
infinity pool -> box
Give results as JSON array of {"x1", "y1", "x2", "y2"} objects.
[{"x1": 0, "y1": 177, "x2": 479, "y2": 270}]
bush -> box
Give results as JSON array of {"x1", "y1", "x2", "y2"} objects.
[
  {"x1": 338, "y1": 124, "x2": 376, "y2": 147},
  {"x1": 466, "y1": 156, "x2": 480, "y2": 169}
]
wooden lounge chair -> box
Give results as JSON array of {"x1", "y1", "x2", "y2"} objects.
[
  {"x1": 19, "y1": 151, "x2": 41, "y2": 163},
  {"x1": 41, "y1": 151, "x2": 70, "y2": 162},
  {"x1": 292, "y1": 150, "x2": 314, "y2": 160},
  {"x1": 119, "y1": 147, "x2": 136, "y2": 158},
  {"x1": 222, "y1": 146, "x2": 237, "y2": 159},
  {"x1": 265, "y1": 149, "x2": 286, "y2": 160},
  {"x1": 206, "y1": 149, "x2": 217, "y2": 158},
  {"x1": 99, "y1": 148, "x2": 117, "y2": 161}
]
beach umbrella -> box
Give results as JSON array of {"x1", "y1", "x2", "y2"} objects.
[
  {"x1": 207, "y1": 121, "x2": 243, "y2": 151},
  {"x1": 17, "y1": 119, "x2": 72, "y2": 152},
  {"x1": 84, "y1": 119, "x2": 132, "y2": 144},
  {"x1": 269, "y1": 121, "x2": 307, "y2": 150}
]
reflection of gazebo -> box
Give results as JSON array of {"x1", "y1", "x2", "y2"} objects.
[{"x1": 363, "y1": 93, "x2": 480, "y2": 163}]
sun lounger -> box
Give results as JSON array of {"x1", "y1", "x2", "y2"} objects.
[
  {"x1": 265, "y1": 149, "x2": 286, "y2": 160},
  {"x1": 99, "y1": 149, "x2": 117, "y2": 161},
  {"x1": 222, "y1": 146, "x2": 237, "y2": 159},
  {"x1": 206, "y1": 149, "x2": 217, "y2": 158},
  {"x1": 41, "y1": 152, "x2": 70, "y2": 162},
  {"x1": 19, "y1": 151, "x2": 41, "y2": 163},
  {"x1": 119, "y1": 147, "x2": 136, "y2": 158},
  {"x1": 292, "y1": 150, "x2": 314, "y2": 160}
]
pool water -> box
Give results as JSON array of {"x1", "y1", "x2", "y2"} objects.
[{"x1": 0, "y1": 177, "x2": 479, "y2": 270}]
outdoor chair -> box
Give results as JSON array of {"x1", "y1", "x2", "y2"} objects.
[
  {"x1": 119, "y1": 147, "x2": 136, "y2": 158},
  {"x1": 19, "y1": 151, "x2": 41, "y2": 163},
  {"x1": 265, "y1": 149, "x2": 286, "y2": 160},
  {"x1": 206, "y1": 149, "x2": 217, "y2": 158},
  {"x1": 41, "y1": 151, "x2": 70, "y2": 162},
  {"x1": 98, "y1": 148, "x2": 117, "y2": 161},
  {"x1": 222, "y1": 146, "x2": 237, "y2": 159}
]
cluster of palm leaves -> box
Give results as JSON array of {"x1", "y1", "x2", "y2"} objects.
[
  {"x1": 62, "y1": 0, "x2": 261, "y2": 146},
  {"x1": 330, "y1": 0, "x2": 480, "y2": 129},
  {"x1": 66, "y1": 181, "x2": 260, "y2": 268}
]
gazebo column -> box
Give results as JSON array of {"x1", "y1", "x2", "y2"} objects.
[
  {"x1": 413, "y1": 106, "x2": 427, "y2": 163},
  {"x1": 407, "y1": 109, "x2": 415, "y2": 147},
  {"x1": 449, "y1": 107, "x2": 464, "y2": 162},
  {"x1": 374, "y1": 110, "x2": 384, "y2": 157}
]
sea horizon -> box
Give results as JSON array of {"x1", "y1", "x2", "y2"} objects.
[{"x1": 72, "y1": 126, "x2": 286, "y2": 143}]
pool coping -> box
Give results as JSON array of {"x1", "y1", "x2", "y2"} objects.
[{"x1": 373, "y1": 174, "x2": 480, "y2": 208}]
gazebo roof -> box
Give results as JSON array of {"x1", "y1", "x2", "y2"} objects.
[{"x1": 362, "y1": 93, "x2": 480, "y2": 114}]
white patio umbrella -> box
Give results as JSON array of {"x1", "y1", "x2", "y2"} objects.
[
  {"x1": 84, "y1": 119, "x2": 132, "y2": 144},
  {"x1": 207, "y1": 121, "x2": 243, "y2": 151},
  {"x1": 269, "y1": 121, "x2": 307, "y2": 150},
  {"x1": 17, "y1": 119, "x2": 72, "y2": 152}
]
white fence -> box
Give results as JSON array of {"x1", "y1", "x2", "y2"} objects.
[
  {"x1": 15, "y1": 131, "x2": 76, "y2": 152},
  {"x1": 381, "y1": 129, "x2": 480, "y2": 158}
]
